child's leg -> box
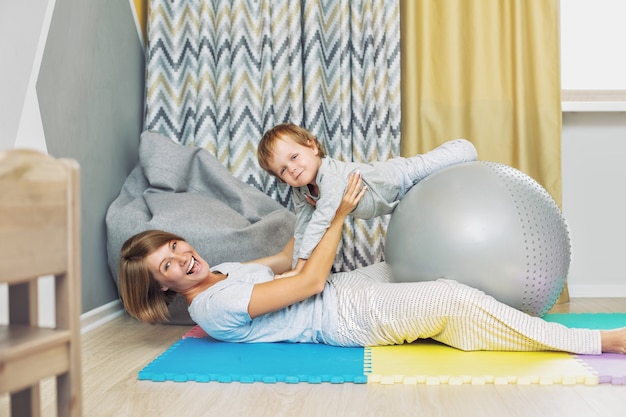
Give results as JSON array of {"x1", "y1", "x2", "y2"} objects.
[
  {"x1": 353, "y1": 139, "x2": 478, "y2": 217},
  {"x1": 405, "y1": 138, "x2": 478, "y2": 184}
]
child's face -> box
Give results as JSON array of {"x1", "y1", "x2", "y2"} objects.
[{"x1": 267, "y1": 135, "x2": 322, "y2": 187}]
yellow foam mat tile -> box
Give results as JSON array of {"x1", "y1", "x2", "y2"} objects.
[{"x1": 365, "y1": 341, "x2": 598, "y2": 385}]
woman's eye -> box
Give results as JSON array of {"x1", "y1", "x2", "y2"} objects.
[
  {"x1": 172, "y1": 241, "x2": 177, "y2": 250},
  {"x1": 165, "y1": 261, "x2": 171, "y2": 271}
]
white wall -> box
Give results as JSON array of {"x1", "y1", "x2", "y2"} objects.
[
  {"x1": 0, "y1": 0, "x2": 144, "y2": 326},
  {"x1": 0, "y1": 0, "x2": 56, "y2": 327},
  {"x1": 562, "y1": 112, "x2": 626, "y2": 297},
  {"x1": 561, "y1": 0, "x2": 626, "y2": 90}
]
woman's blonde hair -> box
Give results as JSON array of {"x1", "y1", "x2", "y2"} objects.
[
  {"x1": 257, "y1": 123, "x2": 326, "y2": 178},
  {"x1": 118, "y1": 230, "x2": 184, "y2": 324}
]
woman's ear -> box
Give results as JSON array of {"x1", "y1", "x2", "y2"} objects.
[{"x1": 161, "y1": 286, "x2": 169, "y2": 292}]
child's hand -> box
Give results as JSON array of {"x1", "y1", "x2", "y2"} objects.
[
  {"x1": 304, "y1": 194, "x2": 317, "y2": 206},
  {"x1": 275, "y1": 259, "x2": 306, "y2": 279},
  {"x1": 274, "y1": 269, "x2": 298, "y2": 279}
]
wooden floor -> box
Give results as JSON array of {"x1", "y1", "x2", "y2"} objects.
[{"x1": 2, "y1": 298, "x2": 626, "y2": 417}]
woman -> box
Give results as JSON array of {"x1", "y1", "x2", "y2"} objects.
[{"x1": 118, "y1": 173, "x2": 626, "y2": 354}]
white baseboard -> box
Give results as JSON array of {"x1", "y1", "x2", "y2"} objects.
[
  {"x1": 568, "y1": 284, "x2": 626, "y2": 298},
  {"x1": 80, "y1": 299, "x2": 125, "y2": 334}
]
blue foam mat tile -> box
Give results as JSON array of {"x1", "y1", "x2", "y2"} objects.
[{"x1": 139, "y1": 337, "x2": 367, "y2": 384}]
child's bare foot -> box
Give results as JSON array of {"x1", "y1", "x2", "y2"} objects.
[{"x1": 600, "y1": 327, "x2": 626, "y2": 353}]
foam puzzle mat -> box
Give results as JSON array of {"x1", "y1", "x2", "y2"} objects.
[
  {"x1": 138, "y1": 313, "x2": 626, "y2": 385},
  {"x1": 365, "y1": 340, "x2": 598, "y2": 385},
  {"x1": 545, "y1": 313, "x2": 626, "y2": 385},
  {"x1": 138, "y1": 337, "x2": 367, "y2": 384}
]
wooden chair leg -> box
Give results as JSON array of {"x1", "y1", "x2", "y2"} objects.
[
  {"x1": 10, "y1": 386, "x2": 41, "y2": 417},
  {"x1": 57, "y1": 371, "x2": 81, "y2": 417}
]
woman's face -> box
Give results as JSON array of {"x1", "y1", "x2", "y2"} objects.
[{"x1": 145, "y1": 239, "x2": 210, "y2": 293}]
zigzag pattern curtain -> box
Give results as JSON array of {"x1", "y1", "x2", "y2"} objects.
[{"x1": 144, "y1": 0, "x2": 400, "y2": 272}]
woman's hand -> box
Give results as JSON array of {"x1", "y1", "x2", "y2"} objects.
[{"x1": 336, "y1": 171, "x2": 367, "y2": 218}]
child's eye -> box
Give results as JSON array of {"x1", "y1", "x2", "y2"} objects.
[
  {"x1": 171, "y1": 241, "x2": 177, "y2": 250},
  {"x1": 291, "y1": 154, "x2": 298, "y2": 160},
  {"x1": 280, "y1": 167, "x2": 286, "y2": 175},
  {"x1": 165, "y1": 261, "x2": 171, "y2": 271}
]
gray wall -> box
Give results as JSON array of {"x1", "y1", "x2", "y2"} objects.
[
  {"x1": 36, "y1": 0, "x2": 144, "y2": 312},
  {"x1": 562, "y1": 111, "x2": 626, "y2": 296}
]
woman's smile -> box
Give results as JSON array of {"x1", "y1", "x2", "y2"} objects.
[{"x1": 187, "y1": 256, "x2": 199, "y2": 274}]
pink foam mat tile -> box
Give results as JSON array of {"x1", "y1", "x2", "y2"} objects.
[{"x1": 182, "y1": 325, "x2": 208, "y2": 339}]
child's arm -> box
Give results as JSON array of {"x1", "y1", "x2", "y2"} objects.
[
  {"x1": 278, "y1": 172, "x2": 349, "y2": 278},
  {"x1": 295, "y1": 173, "x2": 349, "y2": 261},
  {"x1": 291, "y1": 187, "x2": 316, "y2": 265},
  {"x1": 275, "y1": 258, "x2": 307, "y2": 279}
]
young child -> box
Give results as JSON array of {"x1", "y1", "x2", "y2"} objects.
[{"x1": 257, "y1": 123, "x2": 478, "y2": 277}]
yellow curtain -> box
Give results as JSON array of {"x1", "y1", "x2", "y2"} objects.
[
  {"x1": 132, "y1": 0, "x2": 148, "y2": 49},
  {"x1": 401, "y1": 0, "x2": 568, "y2": 303},
  {"x1": 400, "y1": 0, "x2": 562, "y2": 205}
]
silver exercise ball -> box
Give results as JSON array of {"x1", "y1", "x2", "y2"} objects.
[{"x1": 384, "y1": 161, "x2": 570, "y2": 316}]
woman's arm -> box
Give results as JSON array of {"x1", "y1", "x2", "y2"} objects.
[
  {"x1": 243, "y1": 237, "x2": 294, "y2": 275},
  {"x1": 247, "y1": 172, "x2": 366, "y2": 318}
]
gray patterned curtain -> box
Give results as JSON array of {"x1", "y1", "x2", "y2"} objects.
[{"x1": 144, "y1": 0, "x2": 400, "y2": 272}]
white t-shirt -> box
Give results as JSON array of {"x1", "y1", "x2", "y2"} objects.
[{"x1": 188, "y1": 262, "x2": 341, "y2": 344}]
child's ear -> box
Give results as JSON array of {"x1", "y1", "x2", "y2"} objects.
[{"x1": 307, "y1": 139, "x2": 320, "y2": 156}]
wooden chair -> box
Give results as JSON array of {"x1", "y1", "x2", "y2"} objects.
[{"x1": 0, "y1": 149, "x2": 82, "y2": 416}]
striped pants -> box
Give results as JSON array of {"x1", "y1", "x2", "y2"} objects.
[{"x1": 329, "y1": 263, "x2": 600, "y2": 354}]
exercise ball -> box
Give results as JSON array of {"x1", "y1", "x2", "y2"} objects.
[{"x1": 384, "y1": 161, "x2": 570, "y2": 316}]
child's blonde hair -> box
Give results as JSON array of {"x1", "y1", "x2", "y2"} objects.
[{"x1": 257, "y1": 123, "x2": 326, "y2": 177}]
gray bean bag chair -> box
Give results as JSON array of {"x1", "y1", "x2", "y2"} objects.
[{"x1": 106, "y1": 131, "x2": 295, "y2": 324}]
